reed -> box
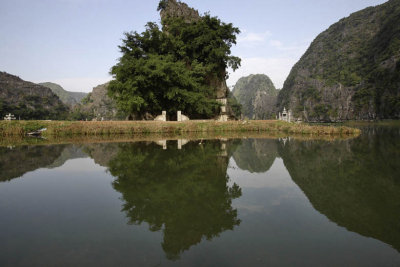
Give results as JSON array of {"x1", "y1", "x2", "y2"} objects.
[{"x1": 0, "y1": 120, "x2": 361, "y2": 137}]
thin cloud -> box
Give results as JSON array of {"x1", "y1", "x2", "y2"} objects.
[
  {"x1": 237, "y1": 31, "x2": 272, "y2": 46},
  {"x1": 269, "y1": 40, "x2": 283, "y2": 48},
  {"x1": 35, "y1": 77, "x2": 111, "y2": 93},
  {"x1": 269, "y1": 39, "x2": 310, "y2": 55}
]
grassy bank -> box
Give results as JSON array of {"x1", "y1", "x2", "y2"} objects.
[
  {"x1": 0, "y1": 130, "x2": 360, "y2": 147},
  {"x1": 0, "y1": 120, "x2": 361, "y2": 137}
]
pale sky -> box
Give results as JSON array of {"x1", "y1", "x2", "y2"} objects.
[{"x1": 0, "y1": 0, "x2": 388, "y2": 92}]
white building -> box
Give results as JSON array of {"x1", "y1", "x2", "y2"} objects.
[
  {"x1": 278, "y1": 108, "x2": 292, "y2": 122},
  {"x1": 4, "y1": 113, "x2": 16, "y2": 121}
]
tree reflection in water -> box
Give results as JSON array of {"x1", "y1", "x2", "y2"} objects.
[
  {"x1": 2, "y1": 125, "x2": 398, "y2": 261},
  {"x1": 108, "y1": 140, "x2": 242, "y2": 260}
]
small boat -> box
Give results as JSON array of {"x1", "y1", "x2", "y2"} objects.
[{"x1": 27, "y1": 128, "x2": 47, "y2": 136}]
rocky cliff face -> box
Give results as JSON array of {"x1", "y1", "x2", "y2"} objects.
[
  {"x1": 0, "y1": 72, "x2": 68, "y2": 120},
  {"x1": 278, "y1": 0, "x2": 400, "y2": 121},
  {"x1": 77, "y1": 82, "x2": 120, "y2": 120},
  {"x1": 159, "y1": 0, "x2": 200, "y2": 22},
  {"x1": 39, "y1": 82, "x2": 87, "y2": 107},
  {"x1": 232, "y1": 74, "x2": 279, "y2": 119}
]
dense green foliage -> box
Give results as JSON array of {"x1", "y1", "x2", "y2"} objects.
[
  {"x1": 67, "y1": 107, "x2": 94, "y2": 121},
  {"x1": 109, "y1": 4, "x2": 240, "y2": 119},
  {"x1": 0, "y1": 95, "x2": 68, "y2": 120},
  {"x1": 0, "y1": 72, "x2": 69, "y2": 120},
  {"x1": 227, "y1": 91, "x2": 242, "y2": 119},
  {"x1": 157, "y1": 0, "x2": 168, "y2": 11},
  {"x1": 80, "y1": 93, "x2": 93, "y2": 105}
]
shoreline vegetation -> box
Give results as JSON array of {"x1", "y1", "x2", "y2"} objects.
[
  {"x1": 0, "y1": 120, "x2": 361, "y2": 138},
  {"x1": 0, "y1": 129, "x2": 360, "y2": 147}
]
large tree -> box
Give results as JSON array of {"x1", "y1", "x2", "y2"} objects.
[{"x1": 108, "y1": 2, "x2": 240, "y2": 119}]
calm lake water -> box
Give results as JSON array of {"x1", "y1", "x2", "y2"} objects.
[{"x1": 0, "y1": 124, "x2": 399, "y2": 266}]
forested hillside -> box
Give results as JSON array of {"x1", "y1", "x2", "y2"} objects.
[{"x1": 278, "y1": 0, "x2": 400, "y2": 121}]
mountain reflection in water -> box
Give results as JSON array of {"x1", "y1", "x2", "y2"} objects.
[
  {"x1": 0, "y1": 125, "x2": 399, "y2": 265},
  {"x1": 278, "y1": 126, "x2": 400, "y2": 252}
]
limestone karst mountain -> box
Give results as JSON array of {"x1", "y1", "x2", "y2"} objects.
[
  {"x1": 0, "y1": 72, "x2": 68, "y2": 120},
  {"x1": 159, "y1": 0, "x2": 200, "y2": 23},
  {"x1": 74, "y1": 82, "x2": 121, "y2": 120},
  {"x1": 232, "y1": 74, "x2": 279, "y2": 119},
  {"x1": 39, "y1": 82, "x2": 87, "y2": 107},
  {"x1": 277, "y1": 0, "x2": 400, "y2": 121}
]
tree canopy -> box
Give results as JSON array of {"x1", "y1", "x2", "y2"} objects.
[{"x1": 108, "y1": 6, "x2": 240, "y2": 119}]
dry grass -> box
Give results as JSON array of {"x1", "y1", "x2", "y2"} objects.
[
  {"x1": 0, "y1": 130, "x2": 360, "y2": 147},
  {"x1": 0, "y1": 120, "x2": 361, "y2": 138}
]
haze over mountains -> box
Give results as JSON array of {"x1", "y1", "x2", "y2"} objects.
[
  {"x1": 1, "y1": 0, "x2": 399, "y2": 121},
  {"x1": 39, "y1": 82, "x2": 87, "y2": 107},
  {"x1": 74, "y1": 82, "x2": 120, "y2": 121}
]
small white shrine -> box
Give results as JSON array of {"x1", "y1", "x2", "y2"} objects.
[
  {"x1": 154, "y1": 111, "x2": 167, "y2": 121},
  {"x1": 4, "y1": 113, "x2": 16, "y2": 121},
  {"x1": 217, "y1": 98, "x2": 228, "y2": 122},
  {"x1": 177, "y1": 111, "x2": 189, "y2": 122},
  {"x1": 278, "y1": 108, "x2": 292, "y2": 122},
  {"x1": 154, "y1": 111, "x2": 190, "y2": 122}
]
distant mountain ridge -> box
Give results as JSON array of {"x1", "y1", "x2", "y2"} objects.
[
  {"x1": 39, "y1": 82, "x2": 87, "y2": 106},
  {"x1": 73, "y1": 82, "x2": 122, "y2": 120},
  {"x1": 277, "y1": 0, "x2": 400, "y2": 121},
  {"x1": 232, "y1": 74, "x2": 279, "y2": 119},
  {"x1": 0, "y1": 72, "x2": 68, "y2": 119}
]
